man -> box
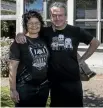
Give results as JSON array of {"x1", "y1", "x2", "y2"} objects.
[{"x1": 16, "y1": 2, "x2": 100, "y2": 107}]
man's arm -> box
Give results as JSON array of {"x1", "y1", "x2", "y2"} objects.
[
  {"x1": 79, "y1": 37, "x2": 100, "y2": 65},
  {"x1": 15, "y1": 33, "x2": 27, "y2": 44}
]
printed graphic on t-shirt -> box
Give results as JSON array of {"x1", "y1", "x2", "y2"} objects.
[
  {"x1": 51, "y1": 34, "x2": 73, "y2": 50},
  {"x1": 28, "y1": 43, "x2": 48, "y2": 70}
]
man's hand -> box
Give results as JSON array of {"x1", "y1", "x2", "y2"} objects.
[
  {"x1": 15, "y1": 33, "x2": 26, "y2": 44},
  {"x1": 10, "y1": 90, "x2": 20, "y2": 103}
]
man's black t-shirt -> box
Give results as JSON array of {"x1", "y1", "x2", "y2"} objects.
[
  {"x1": 43, "y1": 24, "x2": 93, "y2": 82},
  {"x1": 9, "y1": 36, "x2": 49, "y2": 85}
]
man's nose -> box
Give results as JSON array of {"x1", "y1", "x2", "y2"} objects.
[{"x1": 56, "y1": 15, "x2": 60, "y2": 20}]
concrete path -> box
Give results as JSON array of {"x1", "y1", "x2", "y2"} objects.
[{"x1": 82, "y1": 75, "x2": 103, "y2": 107}]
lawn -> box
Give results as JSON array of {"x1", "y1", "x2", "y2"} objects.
[
  {"x1": 1, "y1": 87, "x2": 14, "y2": 107},
  {"x1": 1, "y1": 86, "x2": 50, "y2": 107}
]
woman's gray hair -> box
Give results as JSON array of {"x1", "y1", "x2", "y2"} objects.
[{"x1": 49, "y1": 2, "x2": 67, "y2": 16}]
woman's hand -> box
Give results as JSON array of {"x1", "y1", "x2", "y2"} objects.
[{"x1": 10, "y1": 90, "x2": 20, "y2": 103}]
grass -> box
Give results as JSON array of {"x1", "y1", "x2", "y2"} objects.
[
  {"x1": 1, "y1": 87, "x2": 14, "y2": 107},
  {"x1": 1, "y1": 86, "x2": 50, "y2": 107}
]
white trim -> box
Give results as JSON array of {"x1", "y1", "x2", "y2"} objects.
[
  {"x1": 78, "y1": 44, "x2": 103, "y2": 49},
  {"x1": 1, "y1": 15, "x2": 16, "y2": 20},
  {"x1": 43, "y1": 1, "x2": 47, "y2": 21},
  {"x1": 75, "y1": 19, "x2": 98, "y2": 22},
  {"x1": 0, "y1": 0, "x2": 1, "y2": 16},
  {"x1": 78, "y1": 46, "x2": 103, "y2": 49},
  {"x1": 43, "y1": 1, "x2": 48, "y2": 25},
  {"x1": 97, "y1": 0, "x2": 101, "y2": 41},
  {"x1": 67, "y1": 0, "x2": 74, "y2": 25},
  {"x1": 16, "y1": 0, "x2": 24, "y2": 34}
]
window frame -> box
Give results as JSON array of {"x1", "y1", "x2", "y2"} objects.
[{"x1": 75, "y1": 0, "x2": 103, "y2": 45}]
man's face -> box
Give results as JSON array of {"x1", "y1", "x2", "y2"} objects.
[{"x1": 50, "y1": 7, "x2": 67, "y2": 28}]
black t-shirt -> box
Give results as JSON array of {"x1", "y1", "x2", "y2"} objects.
[
  {"x1": 43, "y1": 24, "x2": 93, "y2": 82},
  {"x1": 9, "y1": 36, "x2": 49, "y2": 85}
]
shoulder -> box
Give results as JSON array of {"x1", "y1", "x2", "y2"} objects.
[
  {"x1": 43, "y1": 26, "x2": 53, "y2": 38},
  {"x1": 10, "y1": 40, "x2": 18, "y2": 48},
  {"x1": 43, "y1": 26, "x2": 53, "y2": 32},
  {"x1": 10, "y1": 40, "x2": 27, "y2": 50},
  {"x1": 66, "y1": 24, "x2": 80, "y2": 32}
]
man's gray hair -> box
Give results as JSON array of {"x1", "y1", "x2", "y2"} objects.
[{"x1": 49, "y1": 2, "x2": 67, "y2": 16}]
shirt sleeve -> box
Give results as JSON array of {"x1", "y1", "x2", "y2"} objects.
[
  {"x1": 78, "y1": 27, "x2": 94, "y2": 45},
  {"x1": 9, "y1": 41, "x2": 20, "y2": 61}
]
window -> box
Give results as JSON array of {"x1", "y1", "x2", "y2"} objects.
[
  {"x1": 47, "y1": 0, "x2": 53, "y2": 19},
  {"x1": 76, "y1": 0, "x2": 97, "y2": 19},
  {"x1": 102, "y1": 22, "x2": 103, "y2": 43},
  {"x1": 1, "y1": 20, "x2": 16, "y2": 39},
  {"x1": 102, "y1": 0, "x2": 103, "y2": 19},
  {"x1": 24, "y1": 0, "x2": 43, "y2": 15},
  {"x1": 1, "y1": 0, "x2": 16, "y2": 39},
  {"x1": 75, "y1": 0, "x2": 103, "y2": 45},
  {"x1": 1, "y1": 0, "x2": 16, "y2": 15}
]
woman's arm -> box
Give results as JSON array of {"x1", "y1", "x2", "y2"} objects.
[{"x1": 9, "y1": 60, "x2": 20, "y2": 103}]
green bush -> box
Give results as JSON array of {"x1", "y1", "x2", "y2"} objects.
[{"x1": 1, "y1": 38, "x2": 14, "y2": 77}]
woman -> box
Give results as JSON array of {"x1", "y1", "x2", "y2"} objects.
[{"x1": 9, "y1": 10, "x2": 49, "y2": 107}]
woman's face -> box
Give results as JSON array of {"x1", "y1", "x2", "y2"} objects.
[{"x1": 27, "y1": 17, "x2": 41, "y2": 34}]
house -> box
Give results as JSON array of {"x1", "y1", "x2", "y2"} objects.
[{"x1": 1, "y1": 0, "x2": 103, "y2": 74}]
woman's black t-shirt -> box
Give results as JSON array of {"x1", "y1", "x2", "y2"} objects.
[{"x1": 9, "y1": 36, "x2": 49, "y2": 85}]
